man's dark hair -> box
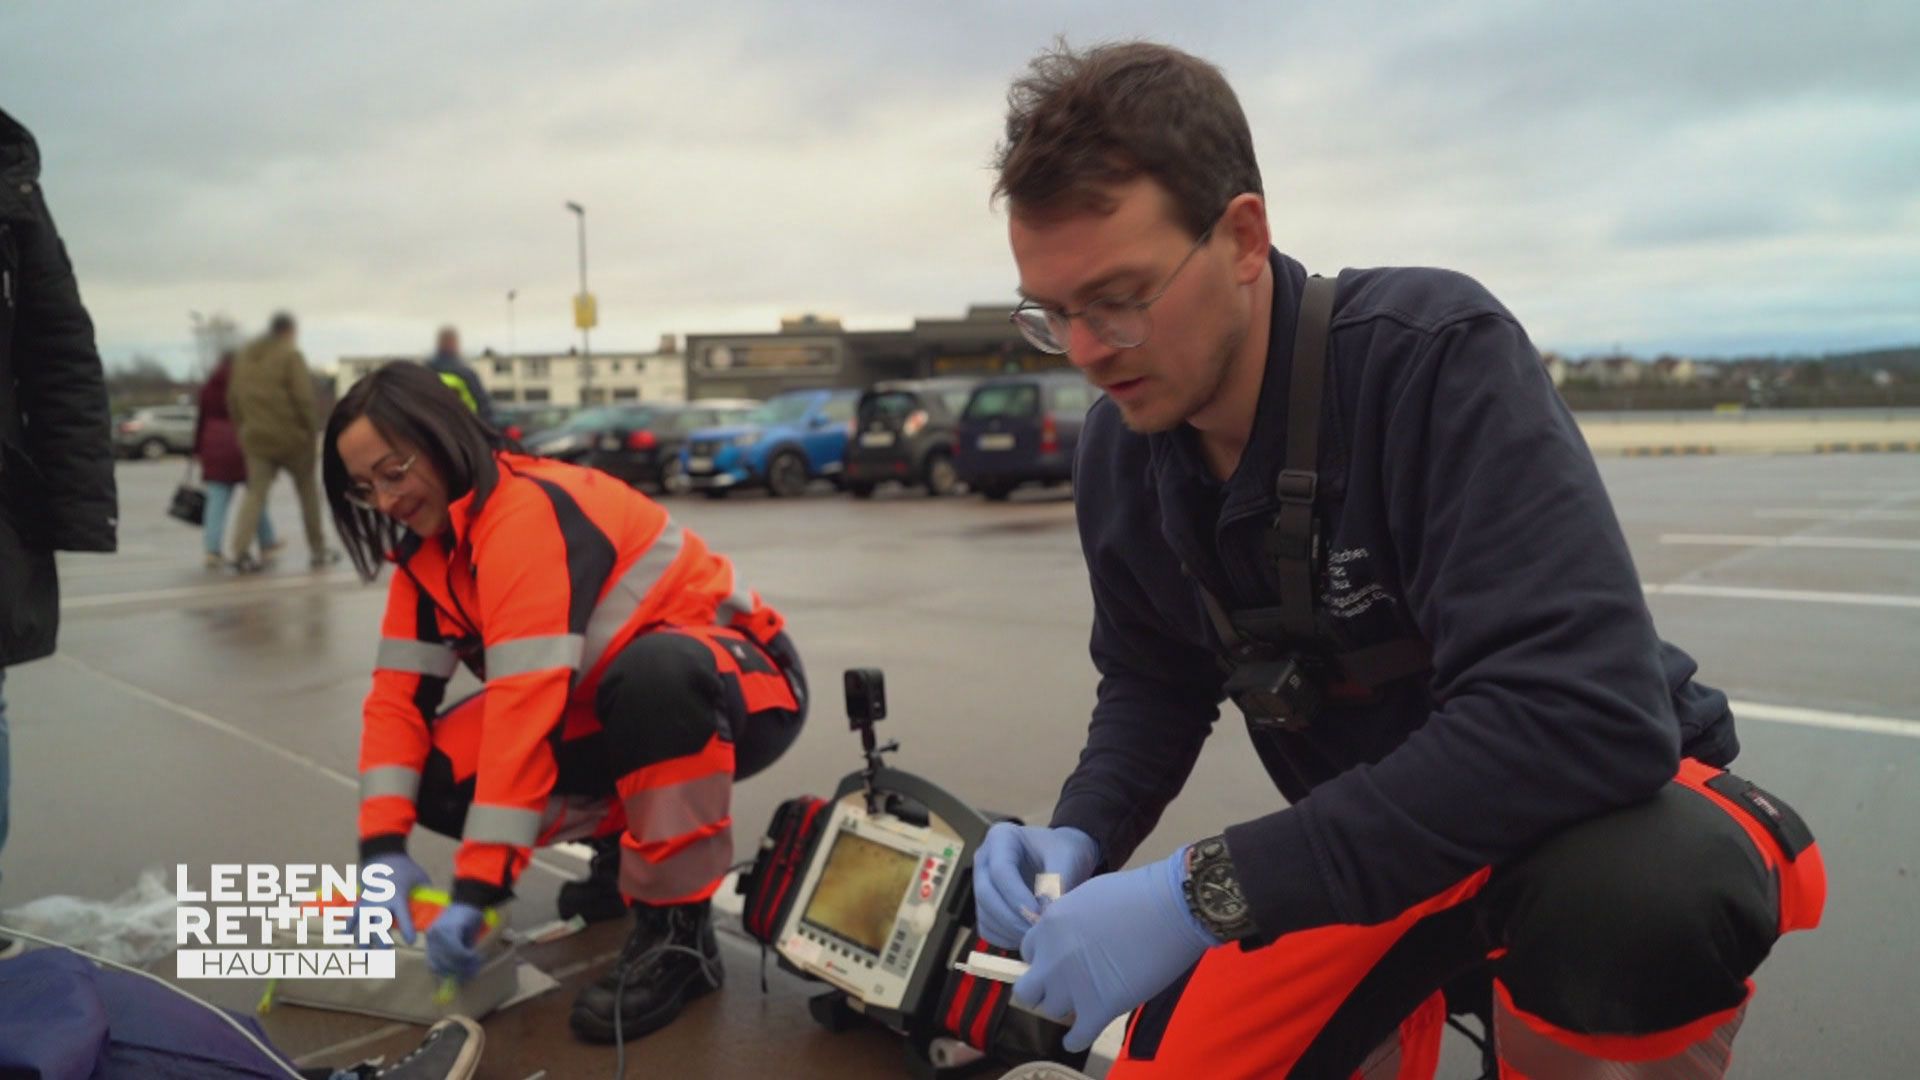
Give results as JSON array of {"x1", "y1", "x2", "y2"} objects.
[
  {"x1": 322, "y1": 361, "x2": 510, "y2": 581},
  {"x1": 994, "y1": 40, "x2": 1262, "y2": 238},
  {"x1": 269, "y1": 311, "x2": 297, "y2": 336}
]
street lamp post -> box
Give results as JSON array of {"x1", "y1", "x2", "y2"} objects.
[
  {"x1": 566, "y1": 201, "x2": 591, "y2": 403},
  {"x1": 189, "y1": 311, "x2": 209, "y2": 379},
  {"x1": 506, "y1": 289, "x2": 518, "y2": 358}
]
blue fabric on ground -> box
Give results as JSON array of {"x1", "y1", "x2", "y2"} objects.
[{"x1": 0, "y1": 948, "x2": 298, "y2": 1079}]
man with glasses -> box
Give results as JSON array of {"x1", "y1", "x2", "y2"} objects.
[{"x1": 973, "y1": 42, "x2": 1823, "y2": 1077}]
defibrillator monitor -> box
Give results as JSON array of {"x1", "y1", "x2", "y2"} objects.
[{"x1": 776, "y1": 793, "x2": 966, "y2": 1011}]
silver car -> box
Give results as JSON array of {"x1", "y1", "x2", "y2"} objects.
[{"x1": 114, "y1": 405, "x2": 197, "y2": 459}]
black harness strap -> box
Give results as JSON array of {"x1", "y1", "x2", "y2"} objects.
[
  {"x1": 1191, "y1": 274, "x2": 1433, "y2": 703},
  {"x1": 1271, "y1": 276, "x2": 1335, "y2": 641}
]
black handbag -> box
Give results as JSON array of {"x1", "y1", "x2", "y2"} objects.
[{"x1": 167, "y1": 462, "x2": 206, "y2": 526}]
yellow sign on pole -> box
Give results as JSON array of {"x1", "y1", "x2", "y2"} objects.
[{"x1": 573, "y1": 293, "x2": 598, "y2": 330}]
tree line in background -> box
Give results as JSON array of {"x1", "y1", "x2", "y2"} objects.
[{"x1": 1546, "y1": 345, "x2": 1920, "y2": 410}]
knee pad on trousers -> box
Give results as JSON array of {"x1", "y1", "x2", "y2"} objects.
[
  {"x1": 1489, "y1": 784, "x2": 1778, "y2": 1035},
  {"x1": 595, "y1": 632, "x2": 729, "y2": 775}
]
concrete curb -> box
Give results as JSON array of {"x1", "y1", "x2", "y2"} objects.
[
  {"x1": 1813, "y1": 441, "x2": 1919, "y2": 454},
  {"x1": 1615, "y1": 445, "x2": 1720, "y2": 458},
  {"x1": 1578, "y1": 416, "x2": 1920, "y2": 458}
]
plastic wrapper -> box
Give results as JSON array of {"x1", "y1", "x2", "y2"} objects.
[{"x1": 2, "y1": 869, "x2": 180, "y2": 967}]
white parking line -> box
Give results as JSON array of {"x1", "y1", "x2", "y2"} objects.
[
  {"x1": 1755, "y1": 509, "x2": 1920, "y2": 522},
  {"x1": 57, "y1": 654, "x2": 359, "y2": 792},
  {"x1": 55, "y1": 557, "x2": 217, "y2": 578},
  {"x1": 1660, "y1": 533, "x2": 1920, "y2": 552},
  {"x1": 62, "y1": 573, "x2": 362, "y2": 610},
  {"x1": 1730, "y1": 700, "x2": 1920, "y2": 740},
  {"x1": 1643, "y1": 582, "x2": 1920, "y2": 610},
  {"x1": 52, "y1": 655, "x2": 578, "y2": 883}
]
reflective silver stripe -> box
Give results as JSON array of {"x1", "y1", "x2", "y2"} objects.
[
  {"x1": 621, "y1": 772, "x2": 732, "y2": 845},
  {"x1": 463, "y1": 805, "x2": 543, "y2": 848},
  {"x1": 1494, "y1": 990, "x2": 1744, "y2": 1077},
  {"x1": 540, "y1": 794, "x2": 615, "y2": 846},
  {"x1": 618, "y1": 825, "x2": 733, "y2": 903},
  {"x1": 359, "y1": 766, "x2": 421, "y2": 803},
  {"x1": 376, "y1": 638, "x2": 459, "y2": 679},
  {"x1": 714, "y1": 564, "x2": 754, "y2": 627},
  {"x1": 485, "y1": 634, "x2": 584, "y2": 678},
  {"x1": 582, "y1": 519, "x2": 686, "y2": 665}
]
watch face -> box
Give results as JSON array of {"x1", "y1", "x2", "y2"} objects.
[
  {"x1": 1194, "y1": 866, "x2": 1249, "y2": 923},
  {"x1": 1185, "y1": 837, "x2": 1254, "y2": 939}
]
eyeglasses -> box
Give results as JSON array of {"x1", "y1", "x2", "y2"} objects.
[
  {"x1": 1010, "y1": 226, "x2": 1215, "y2": 355},
  {"x1": 343, "y1": 454, "x2": 418, "y2": 510}
]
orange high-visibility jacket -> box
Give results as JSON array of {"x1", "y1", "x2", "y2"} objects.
[{"x1": 356, "y1": 452, "x2": 787, "y2": 903}]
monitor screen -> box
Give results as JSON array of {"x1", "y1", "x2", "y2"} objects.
[{"x1": 799, "y1": 829, "x2": 920, "y2": 954}]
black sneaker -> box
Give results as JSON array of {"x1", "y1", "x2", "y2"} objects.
[
  {"x1": 339, "y1": 1016, "x2": 483, "y2": 1080},
  {"x1": 556, "y1": 835, "x2": 628, "y2": 924},
  {"x1": 569, "y1": 900, "x2": 722, "y2": 1043}
]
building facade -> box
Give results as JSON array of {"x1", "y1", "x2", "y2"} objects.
[
  {"x1": 333, "y1": 305, "x2": 1061, "y2": 408},
  {"x1": 334, "y1": 336, "x2": 687, "y2": 407},
  {"x1": 682, "y1": 306, "x2": 1064, "y2": 400}
]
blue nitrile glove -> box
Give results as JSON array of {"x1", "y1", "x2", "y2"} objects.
[
  {"x1": 355, "y1": 852, "x2": 431, "y2": 947},
  {"x1": 974, "y1": 823, "x2": 1100, "y2": 950},
  {"x1": 1012, "y1": 847, "x2": 1220, "y2": 1053},
  {"x1": 425, "y1": 902, "x2": 488, "y2": 982}
]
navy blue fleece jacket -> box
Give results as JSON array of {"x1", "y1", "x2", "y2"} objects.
[{"x1": 1052, "y1": 250, "x2": 1738, "y2": 939}]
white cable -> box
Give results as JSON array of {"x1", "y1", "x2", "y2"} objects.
[{"x1": 0, "y1": 922, "x2": 310, "y2": 1080}]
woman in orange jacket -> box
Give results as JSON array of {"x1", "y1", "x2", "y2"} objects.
[{"x1": 323, "y1": 362, "x2": 807, "y2": 1043}]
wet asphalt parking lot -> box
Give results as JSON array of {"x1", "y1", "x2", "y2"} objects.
[{"x1": 3, "y1": 451, "x2": 1915, "y2": 1078}]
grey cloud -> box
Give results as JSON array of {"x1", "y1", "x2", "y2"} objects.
[{"x1": 5, "y1": 0, "x2": 1916, "y2": 373}]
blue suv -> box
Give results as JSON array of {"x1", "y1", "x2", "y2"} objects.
[{"x1": 680, "y1": 388, "x2": 860, "y2": 498}]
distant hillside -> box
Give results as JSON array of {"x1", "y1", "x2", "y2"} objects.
[
  {"x1": 1821, "y1": 346, "x2": 1920, "y2": 374},
  {"x1": 1693, "y1": 344, "x2": 1920, "y2": 372}
]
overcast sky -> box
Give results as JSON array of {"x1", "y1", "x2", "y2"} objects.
[{"x1": 5, "y1": 1, "x2": 1916, "y2": 376}]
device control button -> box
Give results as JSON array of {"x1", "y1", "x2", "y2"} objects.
[{"x1": 904, "y1": 902, "x2": 936, "y2": 935}]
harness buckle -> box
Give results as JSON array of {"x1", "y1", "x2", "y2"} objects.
[{"x1": 1275, "y1": 469, "x2": 1317, "y2": 504}]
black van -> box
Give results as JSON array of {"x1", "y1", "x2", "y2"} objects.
[
  {"x1": 845, "y1": 377, "x2": 979, "y2": 498},
  {"x1": 953, "y1": 372, "x2": 1101, "y2": 500}
]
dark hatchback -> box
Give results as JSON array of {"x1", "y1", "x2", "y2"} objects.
[
  {"x1": 496, "y1": 404, "x2": 576, "y2": 443},
  {"x1": 953, "y1": 372, "x2": 1100, "y2": 500},
  {"x1": 845, "y1": 377, "x2": 979, "y2": 498},
  {"x1": 524, "y1": 401, "x2": 755, "y2": 491}
]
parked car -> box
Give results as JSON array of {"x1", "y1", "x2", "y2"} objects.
[
  {"x1": 495, "y1": 403, "x2": 576, "y2": 443},
  {"x1": 953, "y1": 372, "x2": 1100, "y2": 500},
  {"x1": 845, "y1": 377, "x2": 979, "y2": 498},
  {"x1": 115, "y1": 405, "x2": 196, "y2": 459},
  {"x1": 521, "y1": 402, "x2": 755, "y2": 491},
  {"x1": 681, "y1": 388, "x2": 860, "y2": 498}
]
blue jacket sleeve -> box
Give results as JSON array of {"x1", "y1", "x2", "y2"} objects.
[
  {"x1": 1050, "y1": 408, "x2": 1225, "y2": 867},
  {"x1": 1223, "y1": 310, "x2": 1681, "y2": 937}
]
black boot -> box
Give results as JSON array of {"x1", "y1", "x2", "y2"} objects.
[
  {"x1": 569, "y1": 900, "x2": 723, "y2": 1043},
  {"x1": 556, "y1": 835, "x2": 628, "y2": 924}
]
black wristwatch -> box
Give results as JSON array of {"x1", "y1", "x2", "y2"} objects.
[{"x1": 1182, "y1": 835, "x2": 1257, "y2": 942}]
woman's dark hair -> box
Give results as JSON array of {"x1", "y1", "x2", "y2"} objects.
[{"x1": 322, "y1": 361, "x2": 511, "y2": 581}]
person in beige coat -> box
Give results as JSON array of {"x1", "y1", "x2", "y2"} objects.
[{"x1": 226, "y1": 312, "x2": 336, "y2": 570}]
